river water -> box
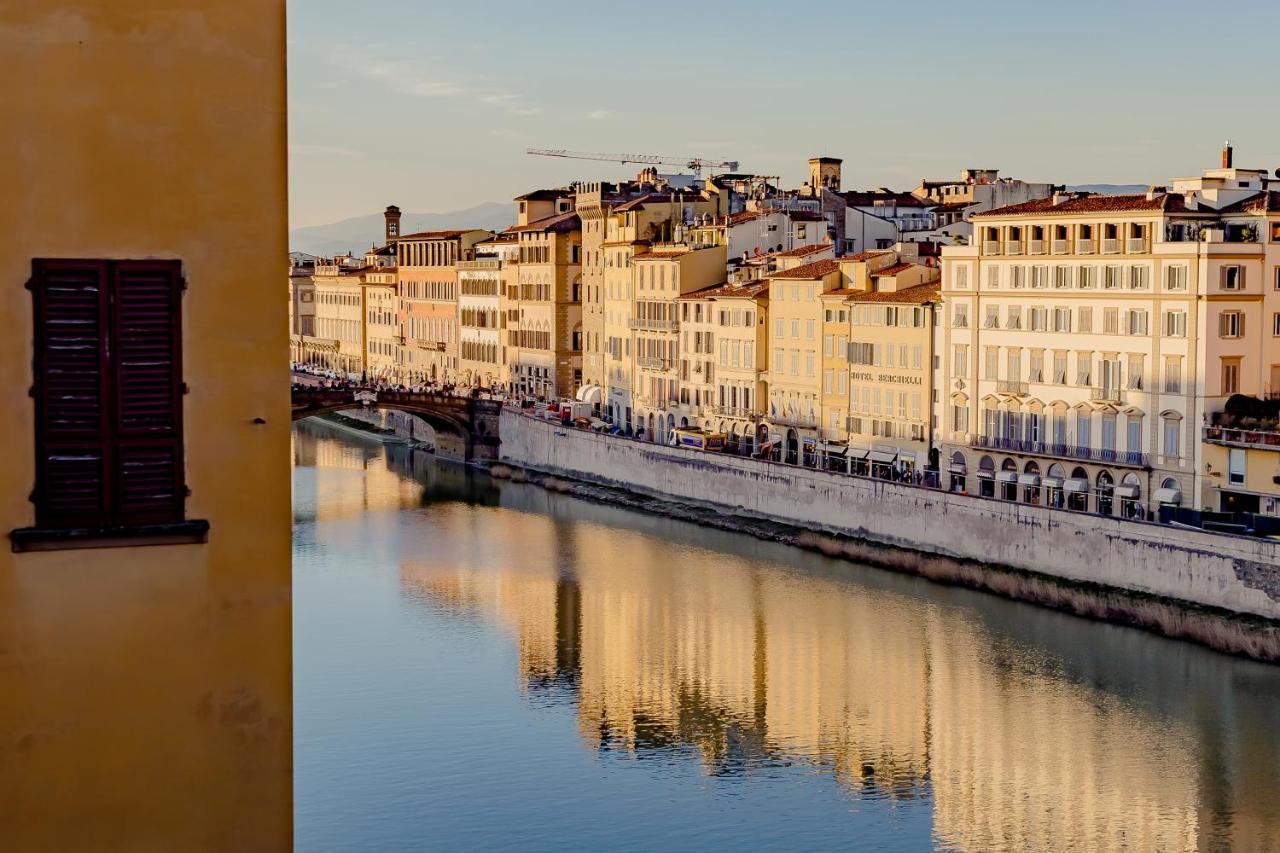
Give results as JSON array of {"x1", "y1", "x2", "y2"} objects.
[{"x1": 292, "y1": 422, "x2": 1280, "y2": 852}]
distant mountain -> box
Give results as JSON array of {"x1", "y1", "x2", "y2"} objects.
[
  {"x1": 289, "y1": 202, "x2": 513, "y2": 256},
  {"x1": 1067, "y1": 184, "x2": 1150, "y2": 195}
]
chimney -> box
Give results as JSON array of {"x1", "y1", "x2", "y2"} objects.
[
  {"x1": 1052, "y1": 191, "x2": 1071, "y2": 206},
  {"x1": 1223, "y1": 140, "x2": 1233, "y2": 169},
  {"x1": 1146, "y1": 185, "x2": 1166, "y2": 201}
]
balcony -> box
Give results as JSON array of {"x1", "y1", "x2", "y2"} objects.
[
  {"x1": 1006, "y1": 242, "x2": 1023, "y2": 256},
  {"x1": 982, "y1": 240, "x2": 1001, "y2": 255},
  {"x1": 1051, "y1": 239, "x2": 1070, "y2": 255},
  {"x1": 637, "y1": 356, "x2": 673, "y2": 371},
  {"x1": 996, "y1": 380, "x2": 1030, "y2": 395},
  {"x1": 709, "y1": 405, "x2": 759, "y2": 419},
  {"x1": 457, "y1": 259, "x2": 502, "y2": 271},
  {"x1": 1077, "y1": 238, "x2": 1095, "y2": 254},
  {"x1": 1028, "y1": 239, "x2": 1045, "y2": 255},
  {"x1": 1127, "y1": 238, "x2": 1148, "y2": 254},
  {"x1": 770, "y1": 412, "x2": 819, "y2": 428},
  {"x1": 629, "y1": 318, "x2": 676, "y2": 332},
  {"x1": 970, "y1": 435, "x2": 1149, "y2": 467},
  {"x1": 1090, "y1": 386, "x2": 1126, "y2": 404},
  {"x1": 1203, "y1": 424, "x2": 1280, "y2": 451},
  {"x1": 1102, "y1": 238, "x2": 1119, "y2": 254}
]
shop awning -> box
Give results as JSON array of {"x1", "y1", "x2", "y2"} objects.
[
  {"x1": 848, "y1": 446, "x2": 871, "y2": 460},
  {"x1": 948, "y1": 464, "x2": 967, "y2": 475},
  {"x1": 870, "y1": 448, "x2": 897, "y2": 464},
  {"x1": 1114, "y1": 484, "x2": 1141, "y2": 500},
  {"x1": 996, "y1": 471, "x2": 1018, "y2": 484},
  {"x1": 820, "y1": 442, "x2": 848, "y2": 456},
  {"x1": 1017, "y1": 473, "x2": 1041, "y2": 487},
  {"x1": 1154, "y1": 487, "x2": 1183, "y2": 505},
  {"x1": 576, "y1": 384, "x2": 603, "y2": 404},
  {"x1": 1063, "y1": 478, "x2": 1090, "y2": 494},
  {"x1": 1042, "y1": 477, "x2": 1064, "y2": 490}
]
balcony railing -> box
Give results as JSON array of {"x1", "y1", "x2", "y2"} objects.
[
  {"x1": 1077, "y1": 238, "x2": 1095, "y2": 254},
  {"x1": 970, "y1": 435, "x2": 1149, "y2": 466},
  {"x1": 996, "y1": 380, "x2": 1030, "y2": 395},
  {"x1": 637, "y1": 356, "x2": 673, "y2": 370},
  {"x1": 709, "y1": 405, "x2": 759, "y2": 419},
  {"x1": 1051, "y1": 239, "x2": 1070, "y2": 255},
  {"x1": 982, "y1": 240, "x2": 1001, "y2": 255},
  {"x1": 1006, "y1": 242, "x2": 1023, "y2": 256},
  {"x1": 1090, "y1": 386, "x2": 1126, "y2": 404},
  {"x1": 1028, "y1": 239, "x2": 1045, "y2": 255},
  {"x1": 770, "y1": 412, "x2": 819, "y2": 428},
  {"x1": 1102, "y1": 238, "x2": 1119, "y2": 254},
  {"x1": 629, "y1": 318, "x2": 676, "y2": 332},
  {"x1": 1203, "y1": 425, "x2": 1280, "y2": 450},
  {"x1": 1127, "y1": 238, "x2": 1148, "y2": 254}
]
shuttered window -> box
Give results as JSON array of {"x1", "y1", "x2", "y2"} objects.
[{"x1": 30, "y1": 259, "x2": 185, "y2": 529}]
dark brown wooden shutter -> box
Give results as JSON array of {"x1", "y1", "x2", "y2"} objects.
[
  {"x1": 109, "y1": 261, "x2": 185, "y2": 525},
  {"x1": 31, "y1": 260, "x2": 112, "y2": 528}
]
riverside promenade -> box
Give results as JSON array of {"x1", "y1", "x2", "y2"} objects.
[{"x1": 497, "y1": 409, "x2": 1280, "y2": 659}]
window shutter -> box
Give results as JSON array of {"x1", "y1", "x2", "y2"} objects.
[
  {"x1": 31, "y1": 260, "x2": 112, "y2": 527},
  {"x1": 110, "y1": 261, "x2": 185, "y2": 525}
]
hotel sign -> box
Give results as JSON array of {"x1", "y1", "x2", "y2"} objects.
[{"x1": 850, "y1": 371, "x2": 923, "y2": 386}]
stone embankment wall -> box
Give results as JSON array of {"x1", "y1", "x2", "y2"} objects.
[{"x1": 499, "y1": 411, "x2": 1280, "y2": 622}]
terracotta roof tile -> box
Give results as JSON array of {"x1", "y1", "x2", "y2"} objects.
[
  {"x1": 873, "y1": 262, "x2": 916, "y2": 276},
  {"x1": 776, "y1": 243, "x2": 830, "y2": 258},
  {"x1": 841, "y1": 282, "x2": 940, "y2": 305},
  {"x1": 509, "y1": 210, "x2": 580, "y2": 233},
  {"x1": 693, "y1": 280, "x2": 771, "y2": 299},
  {"x1": 770, "y1": 258, "x2": 840, "y2": 279},
  {"x1": 972, "y1": 193, "x2": 1184, "y2": 218},
  {"x1": 399, "y1": 228, "x2": 488, "y2": 240},
  {"x1": 844, "y1": 249, "x2": 890, "y2": 262}
]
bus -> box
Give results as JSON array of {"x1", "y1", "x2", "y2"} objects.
[{"x1": 671, "y1": 427, "x2": 726, "y2": 452}]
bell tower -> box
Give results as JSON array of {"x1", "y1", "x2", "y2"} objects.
[
  {"x1": 384, "y1": 204, "x2": 402, "y2": 244},
  {"x1": 808, "y1": 157, "x2": 843, "y2": 193}
]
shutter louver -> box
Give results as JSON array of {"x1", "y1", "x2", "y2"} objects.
[
  {"x1": 32, "y1": 260, "x2": 111, "y2": 527},
  {"x1": 111, "y1": 261, "x2": 184, "y2": 525}
]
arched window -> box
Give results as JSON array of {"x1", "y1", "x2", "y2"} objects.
[{"x1": 1096, "y1": 470, "x2": 1115, "y2": 516}]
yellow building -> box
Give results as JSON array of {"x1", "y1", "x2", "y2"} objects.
[
  {"x1": 632, "y1": 244, "x2": 726, "y2": 442},
  {"x1": 312, "y1": 256, "x2": 369, "y2": 378},
  {"x1": 702, "y1": 280, "x2": 770, "y2": 453},
  {"x1": 396, "y1": 228, "x2": 490, "y2": 384},
  {"x1": 826, "y1": 248, "x2": 941, "y2": 478},
  {"x1": 766, "y1": 258, "x2": 842, "y2": 463},
  {"x1": 362, "y1": 271, "x2": 401, "y2": 383},
  {"x1": 2, "y1": 2, "x2": 291, "y2": 849},
  {"x1": 511, "y1": 209, "x2": 582, "y2": 399}
]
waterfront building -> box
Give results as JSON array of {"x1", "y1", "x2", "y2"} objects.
[
  {"x1": 396, "y1": 228, "x2": 491, "y2": 384},
  {"x1": 700, "y1": 279, "x2": 771, "y2": 453},
  {"x1": 575, "y1": 182, "x2": 625, "y2": 401},
  {"x1": 766, "y1": 258, "x2": 843, "y2": 463},
  {"x1": 510, "y1": 208, "x2": 583, "y2": 399},
  {"x1": 940, "y1": 146, "x2": 1280, "y2": 517},
  {"x1": 911, "y1": 168, "x2": 1057, "y2": 244},
  {"x1": 311, "y1": 255, "x2": 370, "y2": 379},
  {"x1": 601, "y1": 189, "x2": 722, "y2": 429},
  {"x1": 457, "y1": 236, "x2": 513, "y2": 389},
  {"x1": 362, "y1": 268, "x2": 401, "y2": 383},
  {"x1": 2, "y1": 1, "x2": 292, "y2": 846},
  {"x1": 632, "y1": 243, "x2": 727, "y2": 442},
  {"x1": 675, "y1": 285, "x2": 719, "y2": 432},
  {"x1": 289, "y1": 255, "x2": 317, "y2": 363},
  {"x1": 825, "y1": 246, "x2": 942, "y2": 477}
]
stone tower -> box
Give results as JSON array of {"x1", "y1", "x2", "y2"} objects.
[
  {"x1": 808, "y1": 157, "x2": 843, "y2": 193},
  {"x1": 384, "y1": 204, "x2": 402, "y2": 244}
]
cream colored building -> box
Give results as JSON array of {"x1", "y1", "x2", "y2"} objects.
[
  {"x1": 675, "y1": 285, "x2": 718, "y2": 432},
  {"x1": 940, "y1": 149, "x2": 1280, "y2": 517},
  {"x1": 311, "y1": 256, "x2": 368, "y2": 379},
  {"x1": 766, "y1": 258, "x2": 842, "y2": 463},
  {"x1": 362, "y1": 270, "x2": 400, "y2": 382},
  {"x1": 457, "y1": 237, "x2": 514, "y2": 389},
  {"x1": 701, "y1": 280, "x2": 770, "y2": 453}
]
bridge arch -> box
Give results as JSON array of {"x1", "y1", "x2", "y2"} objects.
[{"x1": 290, "y1": 387, "x2": 501, "y2": 461}]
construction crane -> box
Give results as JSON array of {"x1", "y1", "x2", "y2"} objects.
[{"x1": 527, "y1": 148, "x2": 740, "y2": 177}]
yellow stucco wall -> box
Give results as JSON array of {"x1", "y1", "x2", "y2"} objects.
[{"x1": 0, "y1": 3, "x2": 292, "y2": 850}]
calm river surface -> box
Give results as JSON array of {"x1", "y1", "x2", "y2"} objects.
[{"x1": 293, "y1": 422, "x2": 1280, "y2": 852}]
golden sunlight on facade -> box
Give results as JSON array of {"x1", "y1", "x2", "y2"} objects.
[{"x1": 1, "y1": 2, "x2": 291, "y2": 850}]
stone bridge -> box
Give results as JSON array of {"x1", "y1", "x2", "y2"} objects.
[{"x1": 291, "y1": 387, "x2": 502, "y2": 461}]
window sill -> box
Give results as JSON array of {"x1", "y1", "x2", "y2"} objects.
[{"x1": 9, "y1": 520, "x2": 209, "y2": 553}]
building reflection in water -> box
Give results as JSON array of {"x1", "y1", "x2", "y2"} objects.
[{"x1": 300, "y1": 423, "x2": 1280, "y2": 853}]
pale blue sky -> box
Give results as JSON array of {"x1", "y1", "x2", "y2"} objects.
[{"x1": 287, "y1": 0, "x2": 1280, "y2": 227}]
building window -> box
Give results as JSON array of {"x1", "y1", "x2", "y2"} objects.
[
  {"x1": 1163, "y1": 418, "x2": 1181, "y2": 463},
  {"x1": 952, "y1": 303, "x2": 968, "y2": 328},
  {"x1": 1164, "y1": 310, "x2": 1186, "y2": 338},
  {"x1": 1165, "y1": 265, "x2": 1187, "y2": 291},
  {"x1": 1228, "y1": 448, "x2": 1246, "y2": 486},
  {"x1": 27, "y1": 259, "x2": 187, "y2": 531},
  {"x1": 1221, "y1": 358, "x2": 1241, "y2": 395},
  {"x1": 1219, "y1": 311, "x2": 1244, "y2": 339},
  {"x1": 1222, "y1": 265, "x2": 1244, "y2": 291}
]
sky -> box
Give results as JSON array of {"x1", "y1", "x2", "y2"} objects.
[{"x1": 287, "y1": 0, "x2": 1280, "y2": 228}]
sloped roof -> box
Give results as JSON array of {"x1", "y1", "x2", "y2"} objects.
[{"x1": 770, "y1": 258, "x2": 840, "y2": 279}]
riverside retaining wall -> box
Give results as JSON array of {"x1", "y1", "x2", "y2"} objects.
[{"x1": 499, "y1": 411, "x2": 1280, "y2": 621}]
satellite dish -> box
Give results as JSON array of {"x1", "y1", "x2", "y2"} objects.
[{"x1": 1274, "y1": 167, "x2": 1280, "y2": 179}]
